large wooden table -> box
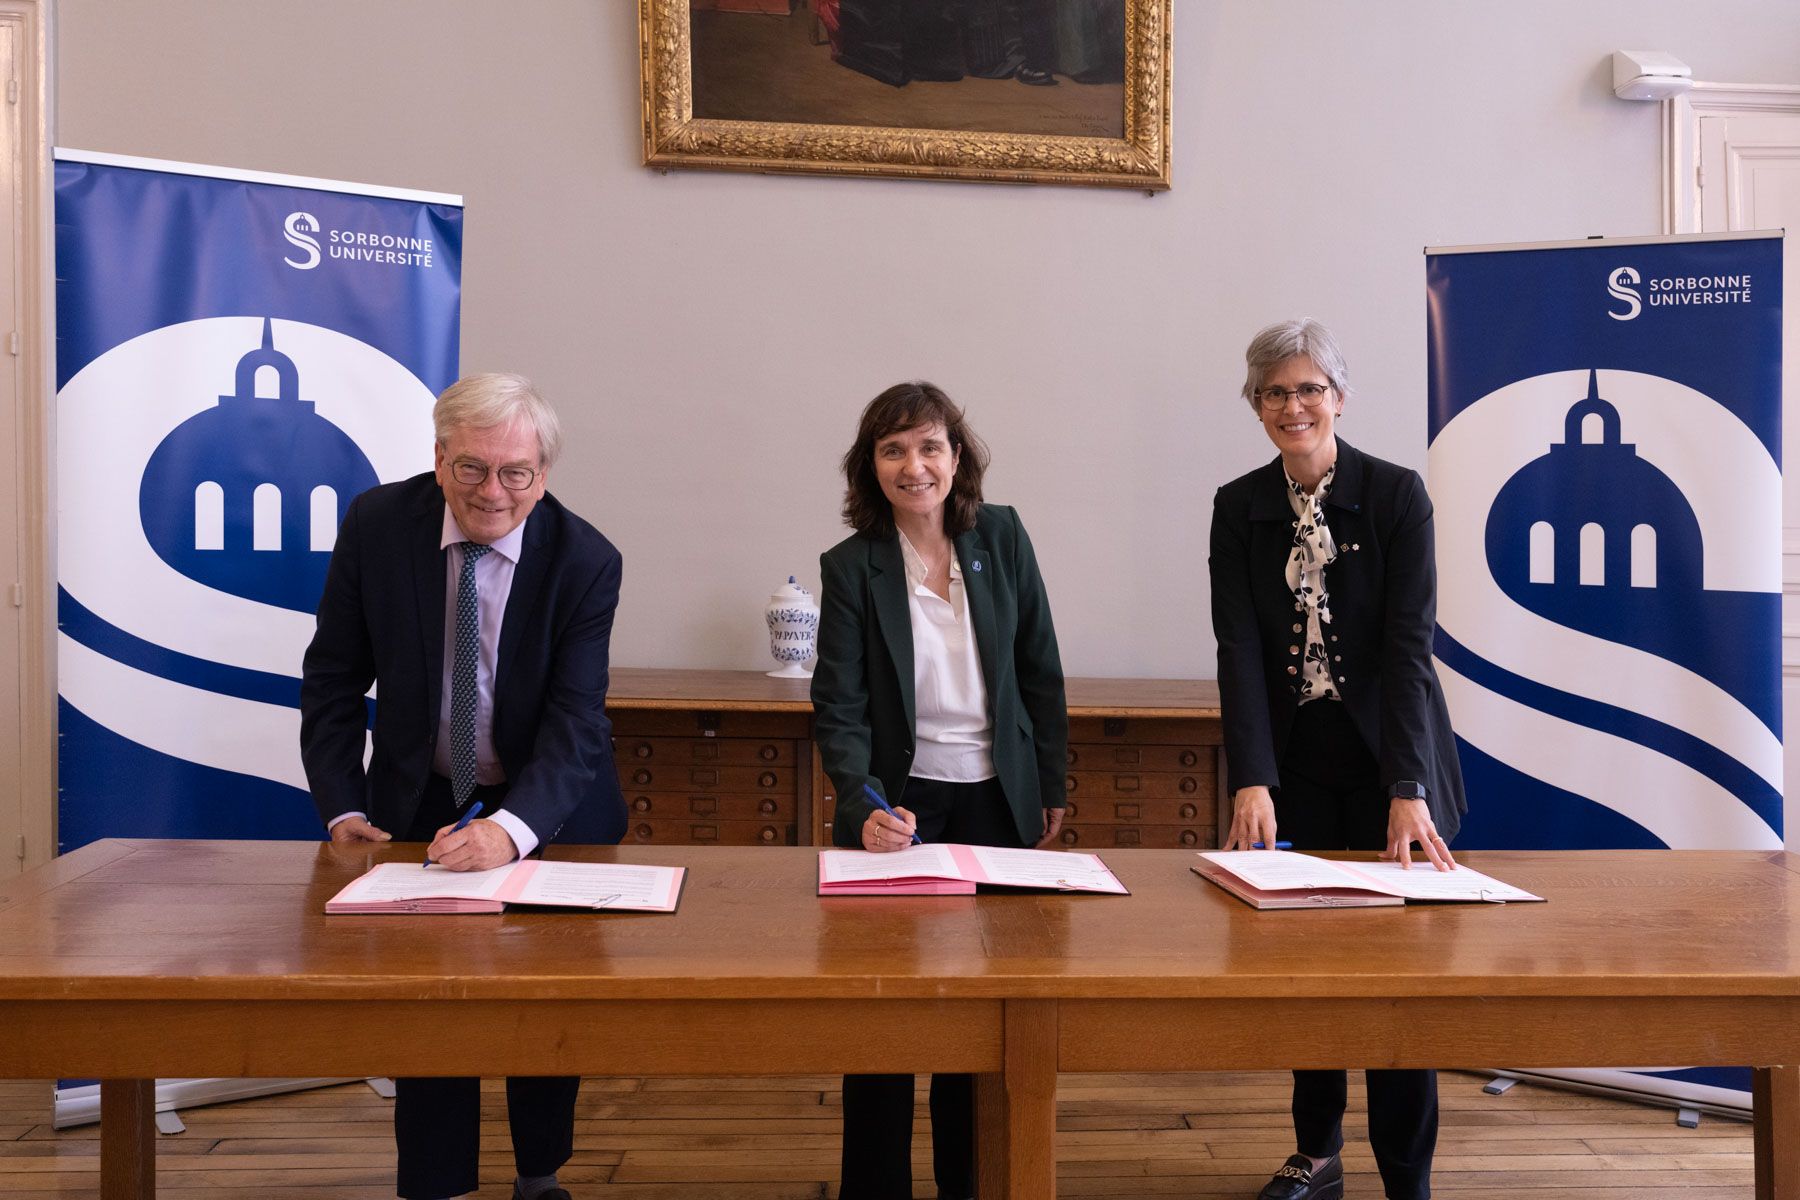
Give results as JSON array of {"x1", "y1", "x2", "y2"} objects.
[{"x1": 1, "y1": 841, "x2": 1798, "y2": 1198}]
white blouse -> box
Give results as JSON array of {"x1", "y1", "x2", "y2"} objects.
[{"x1": 898, "y1": 531, "x2": 996, "y2": 782}]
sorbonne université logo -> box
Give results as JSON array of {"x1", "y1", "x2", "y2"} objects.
[
  {"x1": 58, "y1": 316, "x2": 433, "y2": 814},
  {"x1": 1428, "y1": 367, "x2": 1782, "y2": 849}
]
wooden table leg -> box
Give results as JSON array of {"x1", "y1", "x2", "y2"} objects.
[
  {"x1": 100, "y1": 1079, "x2": 155, "y2": 1200},
  {"x1": 975, "y1": 999, "x2": 1057, "y2": 1199},
  {"x1": 1755, "y1": 1066, "x2": 1800, "y2": 1200}
]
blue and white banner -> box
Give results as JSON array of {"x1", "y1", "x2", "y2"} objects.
[
  {"x1": 1428, "y1": 231, "x2": 1783, "y2": 1113},
  {"x1": 1427, "y1": 232, "x2": 1783, "y2": 853},
  {"x1": 55, "y1": 150, "x2": 463, "y2": 851}
]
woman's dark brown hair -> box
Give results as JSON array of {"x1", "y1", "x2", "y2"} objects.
[{"x1": 840, "y1": 381, "x2": 990, "y2": 538}]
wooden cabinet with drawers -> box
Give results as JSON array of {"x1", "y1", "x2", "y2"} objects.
[
  {"x1": 606, "y1": 683, "x2": 813, "y2": 847},
  {"x1": 1060, "y1": 715, "x2": 1218, "y2": 850},
  {"x1": 606, "y1": 670, "x2": 1223, "y2": 850}
]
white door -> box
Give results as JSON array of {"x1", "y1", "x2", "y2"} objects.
[{"x1": 1687, "y1": 95, "x2": 1800, "y2": 848}]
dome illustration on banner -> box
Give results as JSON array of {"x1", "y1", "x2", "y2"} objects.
[
  {"x1": 1429, "y1": 368, "x2": 1783, "y2": 850},
  {"x1": 57, "y1": 316, "x2": 435, "y2": 793},
  {"x1": 139, "y1": 319, "x2": 379, "y2": 614}
]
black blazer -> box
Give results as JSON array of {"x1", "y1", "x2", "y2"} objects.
[
  {"x1": 300, "y1": 472, "x2": 626, "y2": 847},
  {"x1": 1209, "y1": 439, "x2": 1465, "y2": 841},
  {"x1": 812, "y1": 503, "x2": 1068, "y2": 849}
]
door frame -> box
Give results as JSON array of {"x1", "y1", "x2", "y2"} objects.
[
  {"x1": 0, "y1": 0, "x2": 52, "y2": 876},
  {"x1": 1663, "y1": 81, "x2": 1800, "y2": 235}
]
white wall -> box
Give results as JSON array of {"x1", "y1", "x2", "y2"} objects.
[{"x1": 54, "y1": 0, "x2": 1800, "y2": 676}]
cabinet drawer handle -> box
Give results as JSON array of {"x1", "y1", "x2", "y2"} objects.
[
  {"x1": 1180, "y1": 803, "x2": 1197, "y2": 820},
  {"x1": 633, "y1": 824, "x2": 653, "y2": 841},
  {"x1": 760, "y1": 826, "x2": 778, "y2": 843},
  {"x1": 759, "y1": 799, "x2": 777, "y2": 815},
  {"x1": 1180, "y1": 830, "x2": 1198, "y2": 846},
  {"x1": 1060, "y1": 828, "x2": 1080, "y2": 846},
  {"x1": 1066, "y1": 747, "x2": 1079, "y2": 766},
  {"x1": 1179, "y1": 776, "x2": 1199, "y2": 794},
  {"x1": 632, "y1": 797, "x2": 652, "y2": 813},
  {"x1": 758, "y1": 744, "x2": 779, "y2": 761},
  {"x1": 758, "y1": 771, "x2": 778, "y2": 789},
  {"x1": 632, "y1": 742, "x2": 653, "y2": 759},
  {"x1": 632, "y1": 768, "x2": 653, "y2": 786},
  {"x1": 1180, "y1": 749, "x2": 1198, "y2": 767},
  {"x1": 1066, "y1": 774, "x2": 1078, "y2": 793}
]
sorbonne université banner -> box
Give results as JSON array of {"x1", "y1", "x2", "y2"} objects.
[
  {"x1": 55, "y1": 150, "x2": 463, "y2": 852},
  {"x1": 1427, "y1": 231, "x2": 1783, "y2": 1108}
]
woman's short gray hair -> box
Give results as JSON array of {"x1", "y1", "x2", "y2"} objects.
[
  {"x1": 433, "y1": 372, "x2": 563, "y2": 468},
  {"x1": 1240, "y1": 319, "x2": 1352, "y2": 411}
]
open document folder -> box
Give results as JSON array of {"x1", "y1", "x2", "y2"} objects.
[
  {"x1": 818, "y1": 842, "x2": 1129, "y2": 896},
  {"x1": 326, "y1": 859, "x2": 687, "y2": 914},
  {"x1": 1192, "y1": 850, "x2": 1543, "y2": 909}
]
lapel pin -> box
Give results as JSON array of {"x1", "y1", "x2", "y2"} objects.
[{"x1": 971, "y1": 560, "x2": 982, "y2": 572}]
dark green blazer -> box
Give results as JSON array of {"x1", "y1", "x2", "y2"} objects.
[{"x1": 812, "y1": 503, "x2": 1068, "y2": 849}]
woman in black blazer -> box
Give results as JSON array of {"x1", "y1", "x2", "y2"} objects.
[
  {"x1": 1210, "y1": 320, "x2": 1467, "y2": 1200},
  {"x1": 813, "y1": 380, "x2": 1068, "y2": 1200}
]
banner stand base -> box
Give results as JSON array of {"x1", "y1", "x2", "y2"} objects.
[
  {"x1": 1483, "y1": 1069, "x2": 1751, "y2": 1124},
  {"x1": 52, "y1": 1078, "x2": 365, "y2": 1130}
]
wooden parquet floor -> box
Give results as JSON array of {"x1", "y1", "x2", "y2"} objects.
[{"x1": 0, "y1": 1071, "x2": 1753, "y2": 1198}]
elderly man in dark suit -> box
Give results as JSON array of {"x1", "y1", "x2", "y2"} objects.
[{"x1": 300, "y1": 372, "x2": 624, "y2": 1200}]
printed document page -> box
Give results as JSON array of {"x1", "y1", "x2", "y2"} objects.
[
  {"x1": 1341, "y1": 860, "x2": 1541, "y2": 903},
  {"x1": 1199, "y1": 851, "x2": 1371, "y2": 892},
  {"x1": 820, "y1": 842, "x2": 963, "y2": 884},
  {"x1": 966, "y1": 845, "x2": 1127, "y2": 893},
  {"x1": 334, "y1": 862, "x2": 515, "y2": 903},
  {"x1": 510, "y1": 861, "x2": 683, "y2": 909},
  {"x1": 1199, "y1": 851, "x2": 1542, "y2": 903}
]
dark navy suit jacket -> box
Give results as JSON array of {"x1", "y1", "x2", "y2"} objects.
[
  {"x1": 300, "y1": 472, "x2": 626, "y2": 846},
  {"x1": 1209, "y1": 439, "x2": 1466, "y2": 841}
]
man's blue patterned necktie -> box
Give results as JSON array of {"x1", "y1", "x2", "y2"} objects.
[{"x1": 451, "y1": 542, "x2": 492, "y2": 809}]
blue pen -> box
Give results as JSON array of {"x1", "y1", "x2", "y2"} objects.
[
  {"x1": 1252, "y1": 841, "x2": 1293, "y2": 850},
  {"x1": 424, "y1": 800, "x2": 484, "y2": 866},
  {"x1": 861, "y1": 783, "x2": 922, "y2": 845}
]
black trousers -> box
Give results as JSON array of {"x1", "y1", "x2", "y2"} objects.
[
  {"x1": 394, "y1": 775, "x2": 580, "y2": 1200},
  {"x1": 839, "y1": 775, "x2": 1021, "y2": 1200},
  {"x1": 1275, "y1": 701, "x2": 1438, "y2": 1200}
]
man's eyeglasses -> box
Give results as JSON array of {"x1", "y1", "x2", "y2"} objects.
[
  {"x1": 1256, "y1": 383, "x2": 1334, "y2": 411},
  {"x1": 450, "y1": 459, "x2": 539, "y2": 491}
]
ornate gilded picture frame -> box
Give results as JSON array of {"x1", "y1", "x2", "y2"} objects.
[{"x1": 641, "y1": 0, "x2": 1171, "y2": 190}]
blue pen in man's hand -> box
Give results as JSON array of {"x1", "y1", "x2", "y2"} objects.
[
  {"x1": 1252, "y1": 841, "x2": 1293, "y2": 850},
  {"x1": 424, "y1": 800, "x2": 484, "y2": 866},
  {"x1": 860, "y1": 783, "x2": 921, "y2": 845}
]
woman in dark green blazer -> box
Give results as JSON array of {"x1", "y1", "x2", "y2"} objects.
[{"x1": 812, "y1": 380, "x2": 1068, "y2": 1200}]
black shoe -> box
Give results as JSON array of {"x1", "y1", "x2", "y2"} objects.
[
  {"x1": 1017, "y1": 66, "x2": 1057, "y2": 86},
  {"x1": 1256, "y1": 1153, "x2": 1343, "y2": 1200}
]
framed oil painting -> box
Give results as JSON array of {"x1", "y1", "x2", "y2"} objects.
[{"x1": 640, "y1": 0, "x2": 1171, "y2": 189}]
